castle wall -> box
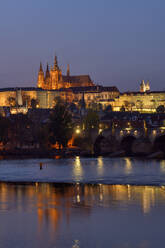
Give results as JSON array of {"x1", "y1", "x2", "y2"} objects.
[
  {"x1": 37, "y1": 90, "x2": 60, "y2": 108},
  {"x1": 0, "y1": 91, "x2": 16, "y2": 106},
  {"x1": 113, "y1": 92, "x2": 165, "y2": 112}
]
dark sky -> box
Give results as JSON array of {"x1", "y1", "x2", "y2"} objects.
[{"x1": 0, "y1": 0, "x2": 165, "y2": 92}]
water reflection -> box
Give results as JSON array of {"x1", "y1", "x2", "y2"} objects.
[
  {"x1": 73, "y1": 156, "x2": 83, "y2": 181},
  {"x1": 0, "y1": 183, "x2": 165, "y2": 216},
  {"x1": 124, "y1": 157, "x2": 133, "y2": 174},
  {"x1": 160, "y1": 160, "x2": 165, "y2": 173},
  {"x1": 97, "y1": 156, "x2": 104, "y2": 175},
  {"x1": 0, "y1": 183, "x2": 165, "y2": 247}
]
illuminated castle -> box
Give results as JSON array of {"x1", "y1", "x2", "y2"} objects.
[{"x1": 37, "y1": 56, "x2": 94, "y2": 90}]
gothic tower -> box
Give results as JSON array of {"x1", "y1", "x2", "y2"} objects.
[
  {"x1": 140, "y1": 80, "x2": 146, "y2": 93},
  {"x1": 45, "y1": 63, "x2": 51, "y2": 89},
  {"x1": 50, "y1": 56, "x2": 63, "y2": 89},
  {"x1": 37, "y1": 62, "x2": 44, "y2": 88},
  {"x1": 145, "y1": 81, "x2": 150, "y2": 92}
]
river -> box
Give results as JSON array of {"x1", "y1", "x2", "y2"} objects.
[{"x1": 0, "y1": 157, "x2": 165, "y2": 247}]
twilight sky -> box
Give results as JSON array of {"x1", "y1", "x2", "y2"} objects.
[{"x1": 0, "y1": 0, "x2": 165, "y2": 91}]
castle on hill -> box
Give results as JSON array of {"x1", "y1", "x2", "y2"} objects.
[
  {"x1": 0, "y1": 54, "x2": 164, "y2": 114},
  {"x1": 37, "y1": 56, "x2": 94, "y2": 90}
]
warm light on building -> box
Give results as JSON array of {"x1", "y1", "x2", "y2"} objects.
[
  {"x1": 99, "y1": 128, "x2": 103, "y2": 134},
  {"x1": 75, "y1": 127, "x2": 81, "y2": 134},
  {"x1": 153, "y1": 130, "x2": 157, "y2": 135},
  {"x1": 134, "y1": 130, "x2": 138, "y2": 135}
]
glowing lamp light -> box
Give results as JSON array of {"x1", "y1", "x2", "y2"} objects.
[
  {"x1": 153, "y1": 130, "x2": 156, "y2": 135},
  {"x1": 134, "y1": 130, "x2": 138, "y2": 135},
  {"x1": 99, "y1": 129, "x2": 103, "y2": 134},
  {"x1": 75, "y1": 128, "x2": 81, "y2": 134}
]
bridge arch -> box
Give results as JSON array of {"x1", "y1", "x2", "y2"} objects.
[
  {"x1": 94, "y1": 134, "x2": 119, "y2": 155},
  {"x1": 154, "y1": 135, "x2": 165, "y2": 152},
  {"x1": 94, "y1": 135, "x2": 105, "y2": 155},
  {"x1": 120, "y1": 135, "x2": 137, "y2": 154}
]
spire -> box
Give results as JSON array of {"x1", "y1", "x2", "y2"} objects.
[
  {"x1": 67, "y1": 64, "x2": 70, "y2": 77},
  {"x1": 39, "y1": 62, "x2": 43, "y2": 72},
  {"x1": 140, "y1": 80, "x2": 146, "y2": 92},
  {"x1": 45, "y1": 63, "x2": 50, "y2": 78},
  {"x1": 54, "y1": 55, "x2": 59, "y2": 70},
  {"x1": 146, "y1": 80, "x2": 150, "y2": 91},
  {"x1": 46, "y1": 63, "x2": 49, "y2": 71}
]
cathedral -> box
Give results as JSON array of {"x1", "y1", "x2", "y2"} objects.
[{"x1": 37, "y1": 56, "x2": 94, "y2": 90}]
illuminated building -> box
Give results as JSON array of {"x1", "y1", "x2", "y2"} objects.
[
  {"x1": 37, "y1": 56, "x2": 94, "y2": 90},
  {"x1": 0, "y1": 55, "x2": 164, "y2": 113}
]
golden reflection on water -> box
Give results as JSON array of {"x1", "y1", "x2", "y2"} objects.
[
  {"x1": 0, "y1": 183, "x2": 165, "y2": 235},
  {"x1": 97, "y1": 156, "x2": 104, "y2": 175},
  {"x1": 160, "y1": 160, "x2": 165, "y2": 173},
  {"x1": 142, "y1": 187, "x2": 155, "y2": 214},
  {"x1": 73, "y1": 156, "x2": 83, "y2": 181},
  {"x1": 124, "y1": 157, "x2": 132, "y2": 174}
]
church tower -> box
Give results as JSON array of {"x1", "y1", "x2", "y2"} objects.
[
  {"x1": 37, "y1": 62, "x2": 44, "y2": 88},
  {"x1": 145, "y1": 81, "x2": 150, "y2": 92},
  {"x1": 140, "y1": 80, "x2": 146, "y2": 92},
  {"x1": 50, "y1": 56, "x2": 63, "y2": 89},
  {"x1": 45, "y1": 63, "x2": 51, "y2": 89}
]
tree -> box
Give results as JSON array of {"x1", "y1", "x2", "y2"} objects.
[
  {"x1": 124, "y1": 101, "x2": 135, "y2": 111},
  {"x1": 124, "y1": 101, "x2": 130, "y2": 111},
  {"x1": 120, "y1": 105, "x2": 125, "y2": 112},
  {"x1": 88, "y1": 101, "x2": 99, "y2": 111},
  {"x1": 105, "y1": 104, "x2": 113, "y2": 112},
  {"x1": 81, "y1": 109, "x2": 100, "y2": 152},
  {"x1": 10, "y1": 114, "x2": 33, "y2": 148},
  {"x1": 151, "y1": 99, "x2": 157, "y2": 110},
  {"x1": 53, "y1": 96, "x2": 64, "y2": 107},
  {"x1": 7, "y1": 96, "x2": 16, "y2": 107},
  {"x1": 129, "y1": 102, "x2": 135, "y2": 111},
  {"x1": 31, "y1": 98, "x2": 39, "y2": 109},
  {"x1": 83, "y1": 109, "x2": 99, "y2": 132},
  {"x1": 156, "y1": 105, "x2": 165, "y2": 113},
  {"x1": 0, "y1": 116, "x2": 10, "y2": 146},
  {"x1": 136, "y1": 100, "x2": 143, "y2": 112},
  {"x1": 48, "y1": 103, "x2": 73, "y2": 149}
]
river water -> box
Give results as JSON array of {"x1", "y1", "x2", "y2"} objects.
[{"x1": 0, "y1": 157, "x2": 165, "y2": 247}]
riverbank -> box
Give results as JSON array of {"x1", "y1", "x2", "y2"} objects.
[{"x1": 0, "y1": 147, "x2": 165, "y2": 160}]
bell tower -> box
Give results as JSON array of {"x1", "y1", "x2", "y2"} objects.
[
  {"x1": 51, "y1": 56, "x2": 62, "y2": 89},
  {"x1": 37, "y1": 62, "x2": 44, "y2": 88},
  {"x1": 140, "y1": 80, "x2": 146, "y2": 93}
]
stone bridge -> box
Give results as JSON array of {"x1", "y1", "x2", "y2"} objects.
[{"x1": 93, "y1": 126, "x2": 165, "y2": 155}]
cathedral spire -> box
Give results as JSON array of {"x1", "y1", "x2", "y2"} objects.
[
  {"x1": 45, "y1": 63, "x2": 50, "y2": 78},
  {"x1": 67, "y1": 64, "x2": 70, "y2": 77},
  {"x1": 39, "y1": 62, "x2": 43, "y2": 72},
  {"x1": 54, "y1": 55, "x2": 59, "y2": 70},
  {"x1": 37, "y1": 62, "x2": 44, "y2": 88},
  {"x1": 46, "y1": 63, "x2": 49, "y2": 72}
]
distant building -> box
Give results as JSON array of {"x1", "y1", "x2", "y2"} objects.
[
  {"x1": 37, "y1": 56, "x2": 94, "y2": 90},
  {"x1": 140, "y1": 80, "x2": 150, "y2": 92}
]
